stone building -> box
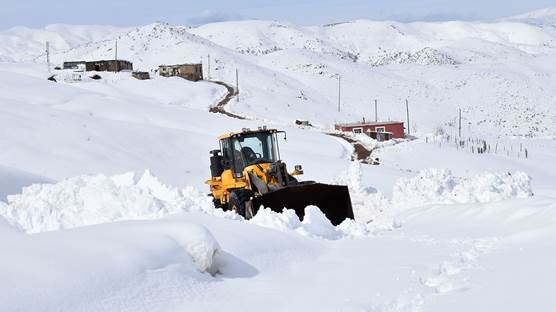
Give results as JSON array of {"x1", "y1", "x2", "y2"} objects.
[
  {"x1": 158, "y1": 63, "x2": 203, "y2": 81},
  {"x1": 63, "y1": 60, "x2": 133, "y2": 72}
]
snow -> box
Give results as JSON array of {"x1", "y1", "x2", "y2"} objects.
[
  {"x1": 392, "y1": 168, "x2": 533, "y2": 208},
  {"x1": 249, "y1": 206, "x2": 348, "y2": 239},
  {"x1": 0, "y1": 218, "x2": 220, "y2": 311},
  {"x1": 1, "y1": 7, "x2": 556, "y2": 311},
  {"x1": 0, "y1": 168, "x2": 371, "y2": 240},
  {"x1": 0, "y1": 170, "x2": 238, "y2": 233}
]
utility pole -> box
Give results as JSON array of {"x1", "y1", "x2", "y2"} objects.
[
  {"x1": 45, "y1": 41, "x2": 51, "y2": 73},
  {"x1": 337, "y1": 74, "x2": 341, "y2": 112},
  {"x1": 458, "y1": 108, "x2": 462, "y2": 137},
  {"x1": 207, "y1": 54, "x2": 211, "y2": 80},
  {"x1": 374, "y1": 99, "x2": 378, "y2": 122},
  {"x1": 405, "y1": 99, "x2": 410, "y2": 136},
  {"x1": 236, "y1": 68, "x2": 239, "y2": 102},
  {"x1": 115, "y1": 40, "x2": 118, "y2": 60}
]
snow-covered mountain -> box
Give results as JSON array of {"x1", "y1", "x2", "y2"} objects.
[
  {"x1": 504, "y1": 7, "x2": 556, "y2": 27},
  {"x1": 0, "y1": 24, "x2": 127, "y2": 62},
  {"x1": 3, "y1": 13, "x2": 555, "y2": 136}
]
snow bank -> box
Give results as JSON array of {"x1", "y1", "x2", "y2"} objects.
[
  {"x1": 332, "y1": 163, "x2": 533, "y2": 230},
  {"x1": 0, "y1": 219, "x2": 221, "y2": 311},
  {"x1": 0, "y1": 167, "x2": 533, "y2": 239},
  {"x1": 0, "y1": 216, "x2": 20, "y2": 236},
  {"x1": 335, "y1": 162, "x2": 393, "y2": 229},
  {"x1": 0, "y1": 169, "x2": 374, "y2": 239},
  {"x1": 0, "y1": 170, "x2": 238, "y2": 233},
  {"x1": 392, "y1": 169, "x2": 533, "y2": 208},
  {"x1": 248, "y1": 206, "x2": 371, "y2": 239}
]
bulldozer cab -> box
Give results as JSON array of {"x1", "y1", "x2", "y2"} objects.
[{"x1": 220, "y1": 129, "x2": 280, "y2": 176}]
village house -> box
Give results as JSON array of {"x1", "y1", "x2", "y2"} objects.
[
  {"x1": 62, "y1": 61, "x2": 86, "y2": 70},
  {"x1": 335, "y1": 120, "x2": 405, "y2": 141},
  {"x1": 158, "y1": 63, "x2": 203, "y2": 81},
  {"x1": 63, "y1": 60, "x2": 133, "y2": 72}
]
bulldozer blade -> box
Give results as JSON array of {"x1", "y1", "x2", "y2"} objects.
[{"x1": 250, "y1": 183, "x2": 354, "y2": 226}]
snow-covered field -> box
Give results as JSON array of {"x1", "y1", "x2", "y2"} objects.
[{"x1": 1, "y1": 7, "x2": 556, "y2": 312}]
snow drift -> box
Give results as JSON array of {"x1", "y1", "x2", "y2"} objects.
[
  {"x1": 0, "y1": 167, "x2": 534, "y2": 239},
  {"x1": 0, "y1": 219, "x2": 221, "y2": 311},
  {"x1": 392, "y1": 169, "x2": 533, "y2": 208},
  {"x1": 0, "y1": 170, "x2": 238, "y2": 233},
  {"x1": 0, "y1": 170, "x2": 374, "y2": 239},
  {"x1": 248, "y1": 206, "x2": 370, "y2": 239}
]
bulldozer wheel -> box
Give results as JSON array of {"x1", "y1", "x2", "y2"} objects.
[
  {"x1": 228, "y1": 190, "x2": 253, "y2": 218},
  {"x1": 212, "y1": 197, "x2": 224, "y2": 209}
]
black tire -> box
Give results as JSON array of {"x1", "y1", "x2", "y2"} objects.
[
  {"x1": 212, "y1": 197, "x2": 224, "y2": 209},
  {"x1": 228, "y1": 189, "x2": 254, "y2": 218}
]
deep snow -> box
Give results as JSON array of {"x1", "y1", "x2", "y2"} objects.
[{"x1": 1, "y1": 8, "x2": 556, "y2": 312}]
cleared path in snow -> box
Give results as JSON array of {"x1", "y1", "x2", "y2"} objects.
[{"x1": 208, "y1": 80, "x2": 245, "y2": 120}]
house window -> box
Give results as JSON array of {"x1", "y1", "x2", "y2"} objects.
[
  {"x1": 352, "y1": 128, "x2": 363, "y2": 134},
  {"x1": 376, "y1": 127, "x2": 385, "y2": 133}
]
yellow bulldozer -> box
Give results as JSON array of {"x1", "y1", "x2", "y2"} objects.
[{"x1": 206, "y1": 127, "x2": 354, "y2": 225}]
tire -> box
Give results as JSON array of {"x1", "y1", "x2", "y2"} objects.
[
  {"x1": 228, "y1": 189, "x2": 254, "y2": 218},
  {"x1": 212, "y1": 197, "x2": 224, "y2": 209}
]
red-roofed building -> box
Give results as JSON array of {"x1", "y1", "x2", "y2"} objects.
[{"x1": 335, "y1": 121, "x2": 405, "y2": 141}]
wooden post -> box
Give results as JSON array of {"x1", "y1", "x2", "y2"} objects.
[
  {"x1": 207, "y1": 54, "x2": 211, "y2": 80},
  {"x1": 337, "y1": 74, "x2": 341, "y2": 112},
  {"x1": 46, "y1": 41, "x2": 50, "y2": 73},
  {"x1": 374, "y1": 99, "x2": 378, "y2": 122},
  {"x1": 236, "y1": 68, "x2": 239, "y2": 102},
  {"x1": 405, "y1": 99, "x2": 410, "y2": 136},
  {"x1": 458, "y1": 108, "x2": 462, "y2": 138}
]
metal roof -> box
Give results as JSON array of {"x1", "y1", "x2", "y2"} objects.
[
  {"x1": 218, "y1": 128, "x2": 278, "y2": 140},
  {"x1": 336, "y1": 121, "x2": 404, "y2": 128}
]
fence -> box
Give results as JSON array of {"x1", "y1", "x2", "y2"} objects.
[{"x1": 425, "y1": 134, "x2": 529, "y2": 159}]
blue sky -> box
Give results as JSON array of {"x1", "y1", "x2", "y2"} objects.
[{"x1": 0, "y1": 0, "x2": 554, "y2": 29}]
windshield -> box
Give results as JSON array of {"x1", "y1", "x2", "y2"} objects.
[{"x1": 232, "y1": 132, "x2": 277, "y2": 168}]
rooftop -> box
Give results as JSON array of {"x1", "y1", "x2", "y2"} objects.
[
  {"x1": 159, "y1": 63, "x2": 202, "y2": 67},
  {"x1": 336, "y1": 121, "x2": 404, "y2": 127}
]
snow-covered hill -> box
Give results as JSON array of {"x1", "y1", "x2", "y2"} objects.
[
  {"x1": 504, "y1": 7, "x2": 556, "y2": 27},
  {"x1": 3, "y1": 13, "x2": 555, "y2": 136},
  {"x1": 0, "y1": 24, "x2": 127, "y2": 62}
]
